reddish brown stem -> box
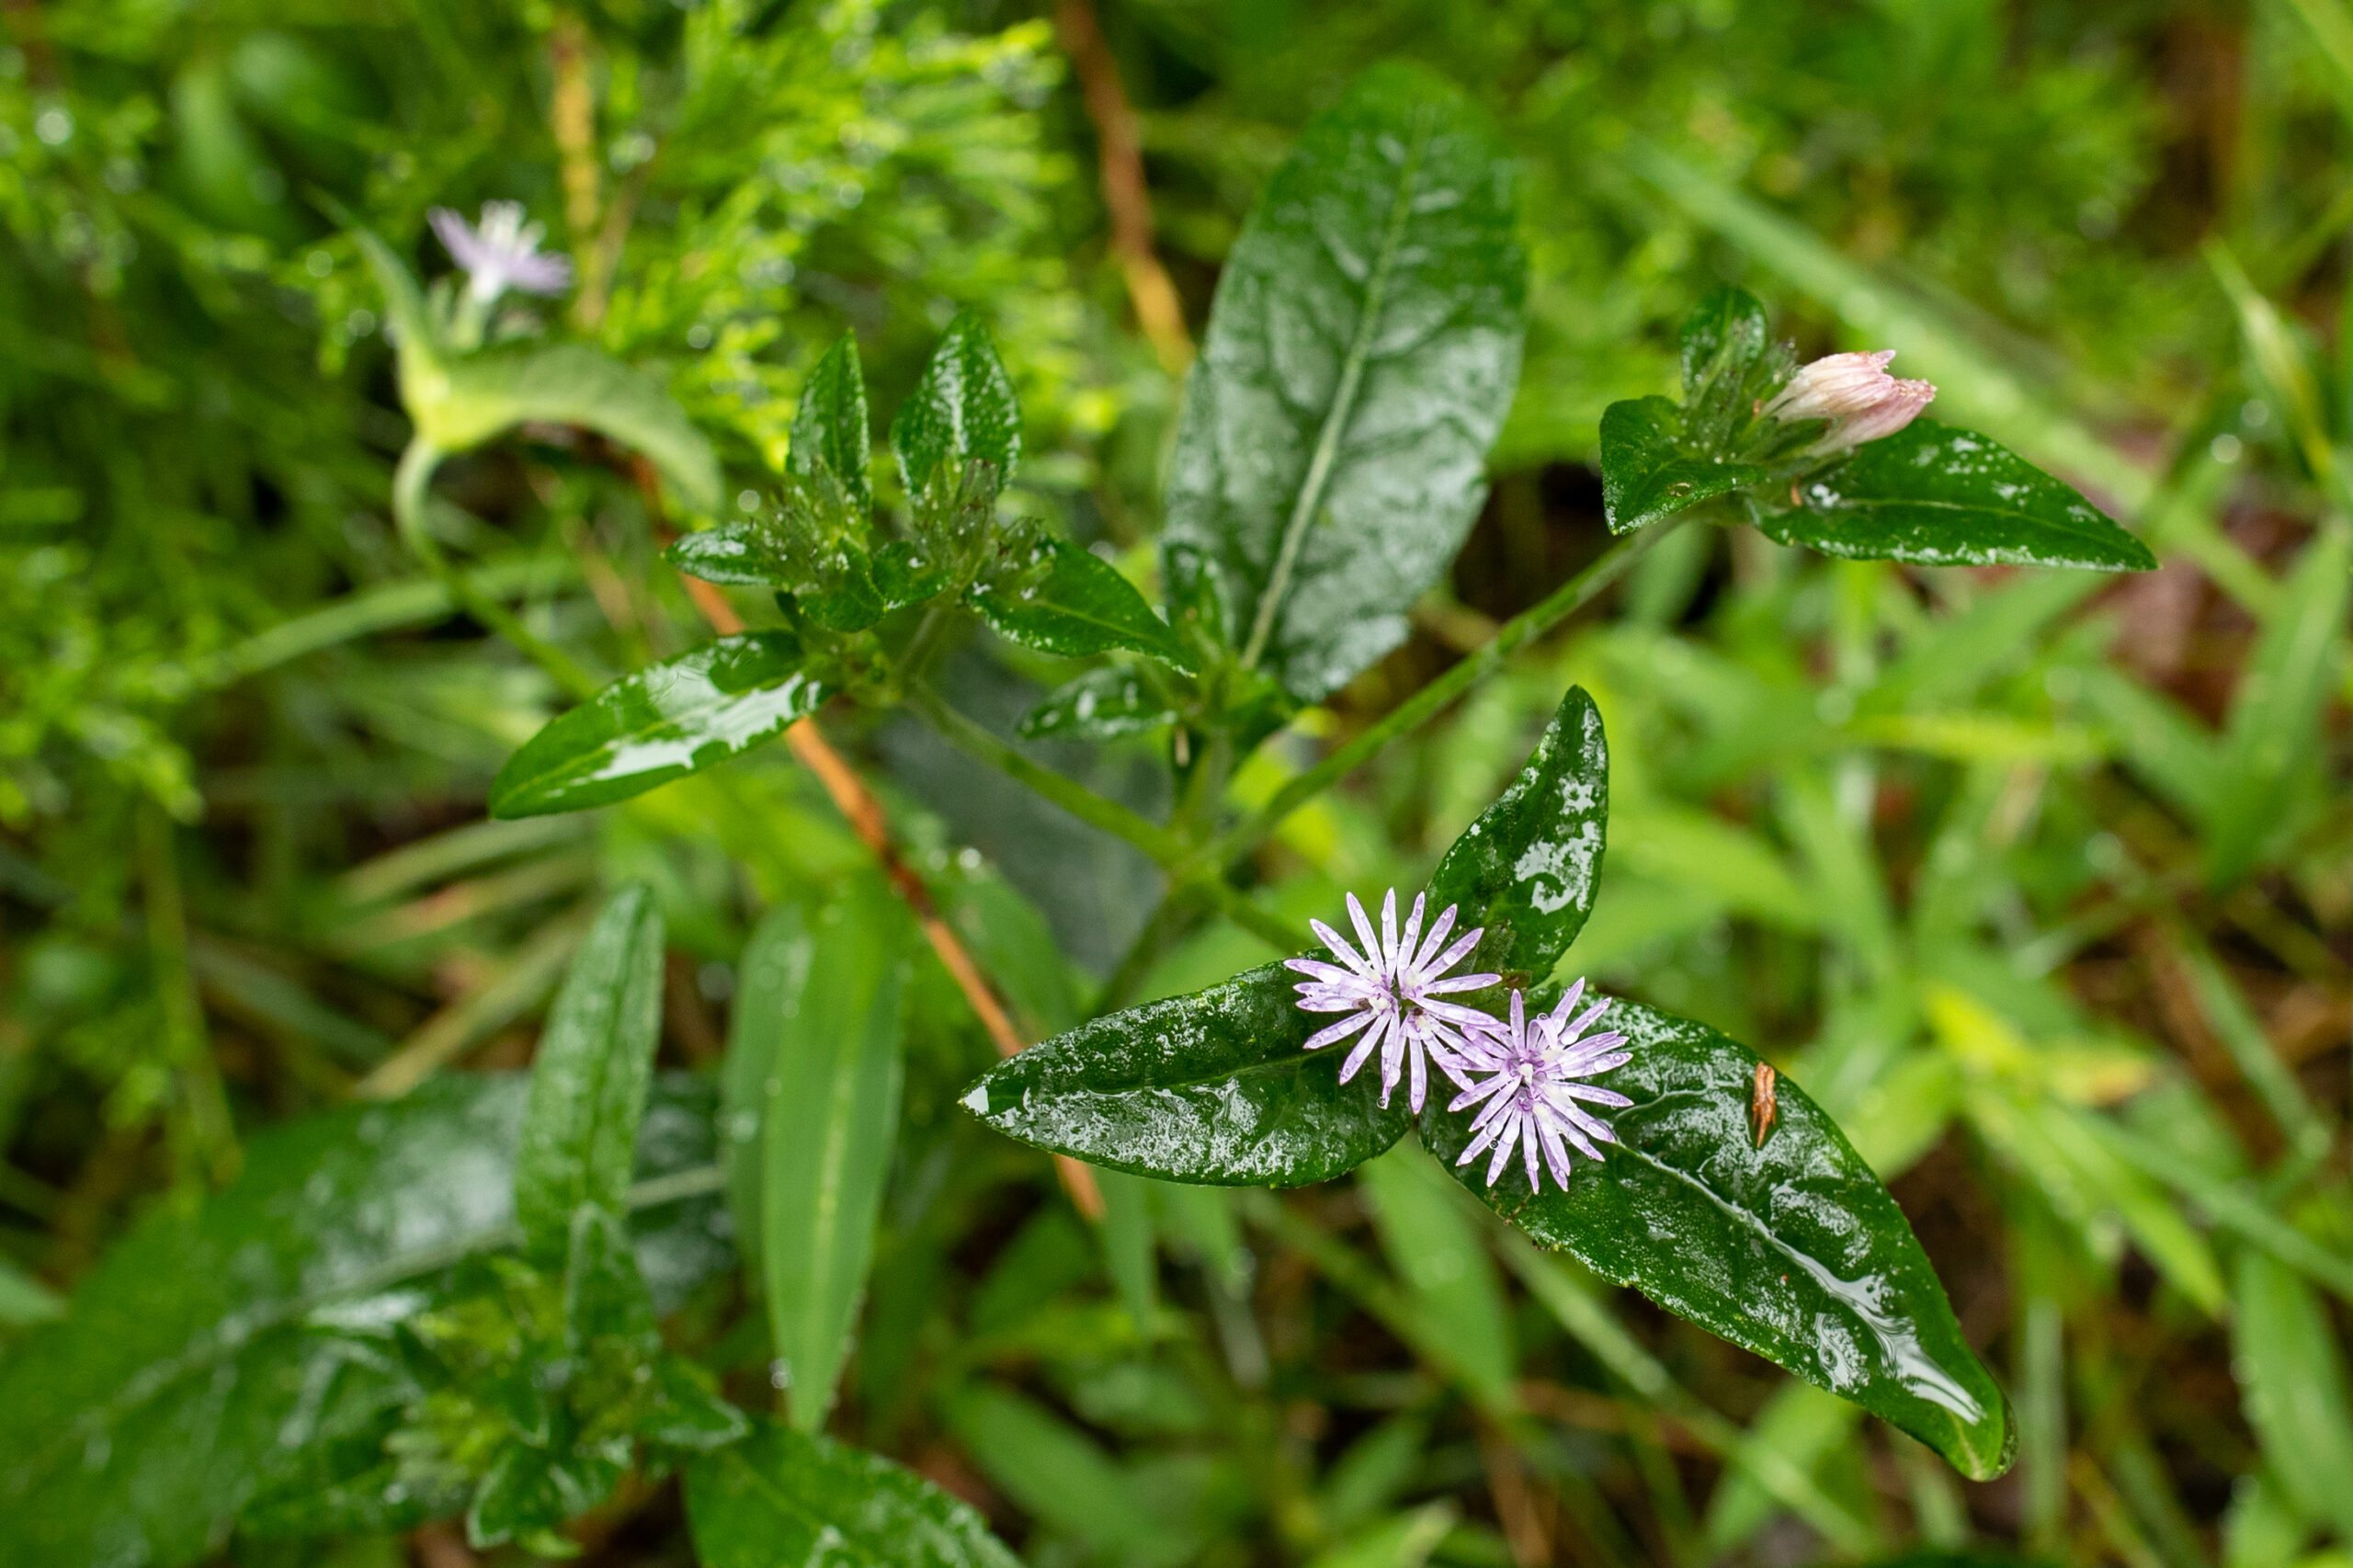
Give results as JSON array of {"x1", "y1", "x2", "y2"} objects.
[
  {"x1": 1054, "y1": 0, "x2": 1193, "y2": 376},
  {"x1": 665, "y1": 507, "x2": 1103, "y2": 1219}
]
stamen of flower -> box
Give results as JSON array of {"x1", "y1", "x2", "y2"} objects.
[
  {"x1": 1287, "y1": 887, "x2": 1501, "y2": 1113},
  {"x1": 1449, "y1": 978, "x2": 1633, "y2": 1193}
]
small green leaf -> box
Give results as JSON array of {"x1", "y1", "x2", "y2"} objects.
[
  {"x1": 871, "y1": 539, "x2": 952, "y2": 608},
  {"x1": 748, "y1": 880, "x2": 912, "y2": 1433},
  {"x1": 467, "y1": 1442, "x2": 620, "y2": 1551},
  {"x1": 666, "y1": 522, "x2": 795, "y2": 586},
  {"x1": 1760, "y1": 421, "x2": 2156, "y2": 571},
  {"x1": 1018, "y1": 665, "x2": 1178, "y2": 741},
  {"x1": 514, "y1": 886, "x2": 666, "y2": 1261},
  {"x1": 1421, "y1": 999, "x2": 2014, "y2": 1480},
  {"x1": 1427, "y1": 685, "x2": 1608, "y2": 984},
  {"x1": 424, "y1": 343, "x2": 721, "y2": 517},
  {"x1": 489, "y1": 633, "x2": 826, "y2": 818},
  {"x1": 961, "y1": 960, "x2": 1411, "y2": 1187},
  {"x1": 1160, "y1": 62, "x2": 1526, "y2": 700},
  {"x1": 1598, "y1": 396, "x2": 1768, "y2": 535},
  {"x1": 1679, "y1": 285, "x2": 1774, "y2": 407},
  {"x1": 890, "y1": 311, "x2": 1021, "y2": 493},
  {"x1": 2231, "y1": 1252, "x2": 2353, "y2": 1542},
  {"x1": 969, "y1": 534, "x2": 1196, "y2": 671},
  {"x1": 685, "y1": 1416, "x2": 1022, "y2": 1568},
  {"x1": 790, "y1": 333, "x2": 874, "y2": 516}
]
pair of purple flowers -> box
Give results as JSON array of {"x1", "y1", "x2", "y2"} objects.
[{"x1": 1287, "y1": 890, "x2": 1632, "y2": 1195}]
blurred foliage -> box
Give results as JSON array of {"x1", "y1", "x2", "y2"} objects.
[{"x1": 3, "y1": 0, "x2": 2352, "y2": 1565}]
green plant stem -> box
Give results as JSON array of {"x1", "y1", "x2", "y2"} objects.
[
  {"x1": 137, "y1": 804, "x2": 237, "y2": 1185},
  {"x1": 907, "y1": 683, "x2": 1188, "y2": 864},
  {"x1": 392, "y1": 438, "x2": 603, "y2": 702},
  {"x1": 1186, "y1": 522, "x2": 1670, "y2": 880}
]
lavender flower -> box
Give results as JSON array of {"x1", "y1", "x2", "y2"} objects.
[
  {"x1": 1761, "y1": 349, "x2": 1936, "y2": 453},
  {"x1": 1449, "y1": 979, "x2": 1632, "y2": 1193},
  {"x1": 1287, "y1": 888, "x2": 1500, "y2": 1113},
  {"x1": 428, "y1": 200, "x2": 574, "y2": 306}
]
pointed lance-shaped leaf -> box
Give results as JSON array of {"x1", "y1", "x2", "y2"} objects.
[
  {"x1": 489, "y1": 634, "x2": 826, "y2": 818},
  {"x1": 961, "y1": 959, "x2": 1413, "y2": 1187},
  {"x1": 1421, "y1": 997, "x2": 2015, "y2": 1480},
  {"x1": 1759, "y1": 421, "x2": 2155, "y2": 572},
  {"x1": 791, "y1": 332, "x2": 874, "y2": 515},
  {"x1": 1427, "y1": 685, "x2": 1608, "y2": 985},
  {"x1": 968, "y1": 534, "x2": 1197, "y2": 671},
  {"x1": 1160, "y1": 62, "x2": 1526, "y2": 700},
  {"x1": 1599, "y1": 396, "x2": 1770, "y2": 535},
  {"x1": 890, "y1": 312, "x2": 1021, "y2": 494},
  {"x1": 513, "y1": 885, "x2": 666, "y2": 1261}
]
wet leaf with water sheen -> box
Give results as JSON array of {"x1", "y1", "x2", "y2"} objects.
[
  {"x1": 1427, "y1": 685, "x2": 1608, "y2": 985},
  {"x1": 790, "y1": 333, "x2": 874, "y2": 514},
  {"x1": 1599, "y1": 396, "x2": 1768, "y2": 535},
  {"x1": 962, "y1": 960, "x2": 1412, "y2": 1187},
  {"x1": 890, "y1": 312, "x2": 1021, "y2": 493},
  {"x1": 1018, "y1": 665, "x2": 1178, "y2": 740},
  {"x1": 1161, "y1": 62, "x2": 1525, "y2": 700},
  {"x1": 1760, "y1": 421, "x2": 2155, "y2": 571},
  {"x1": 0, "y1": 1075, "x2": 730, "y2": 1568},
  {"x1": 747, "y1": 881, "x2": 912, "y2": 1433},
  {"x1": 1421, "y1": 998, "x2": 2013, "y2": 1480},
  {"x1": 968, "y1": 535, "x2": 1195, "y2": 671},
  {"x1": 489, "y1": 634, "x2": 825, "y2": 818},
  {"x1": 686, "y1": 1417, "x2": 1021, "y2": 1568},
  {"x1": 513, "y1": 886, "x2": 666, "y2": 1261}
]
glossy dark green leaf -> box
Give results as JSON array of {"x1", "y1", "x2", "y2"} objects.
[
  {"x1": 515, "y1": 887, "x2": 665, "y2": 1260},
  {"x1": 1017, "y1": 665, "x2": 1178, "y2": 740},
  {"x1": 488, "y1": 633, "x2": 826, "y2": 818},
  {"x1": 666, "y1": 521, "x2": 797, "y2": 586},
  {"x1": 961, "y1": 959, "x2": 1411, "y2": 1187},
  {"x1": 1426, "y1": 685, "x2": 1608, "y2": 985},
  {"x1": 968, "y1": 534, "x2": 1195, "y2": 671},
  {"x1": 1676, "y1": 285, "x2": 1797, "y2": 455},
  {"x1": 0, "y1": 1074, "x2": 729, "y2": 1568},
  {"x1": 1599, "y1": 396, "x2": 1768, "y2": 535},
  {"x1": 1758, "y1": 421, "x2": 2156, "y2": 571},
  {"x1": 872, "y1": 538, "x2": 952, "y2": 608},
  {"x1": 749, "y1": 880, "x2": 912, "y2": 1433},
  {"x1": 790, "y1": 333, "x2": 873, "y2": 516},
  {"x1": 686, "y1": 1417, "x2": 1021, "y2": 1568},
  {"x1": 890, "y1": 311, "x2": 1021, "y2": 493},
  {"x1": 1421, "y1": 998, "x2": 2014, "y2": 1480},
  {"x1": 1160, "y1": 62, "x2": 1526, "y2": 700}
]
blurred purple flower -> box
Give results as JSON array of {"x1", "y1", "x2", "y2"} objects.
[
  {"x1": 1762, "y1": 349, "x2": 1936, "y2": 452},
  {"x1": 1449, "y1": 978, "x2": 1631, "y2": 1192},
  {"x1": 428, "y1": 200, "x2": 573, "y2": 305},
  {"x1": 1287, "y1": 888, "x2": 1500, "y2": 1113}
]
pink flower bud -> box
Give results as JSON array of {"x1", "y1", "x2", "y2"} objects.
[{"x1": 1761, "y1": 349, "x2": 1936, "y2": 453}]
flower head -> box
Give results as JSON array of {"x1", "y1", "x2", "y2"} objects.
[
  {"x1": 1287, "y1": 888, "x2": 1501, "y2": 1113},
  {"x1": 429, "y1": 200, "x2": 573, "y2": 305},
  {"x1": 1761, "y1": 349, "x2": 1935, "y2": 454},
  {"x1": 1449, "y1": 979, "x2": 1632, "y2": 1192}
]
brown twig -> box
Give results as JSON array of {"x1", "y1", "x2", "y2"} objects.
[
  {"x1": 654, "y1": 472, "x2": 1102, "y2": 1218},
  {"x1": 1052, "y1": 0, "x2": 1193, "y2": 376},
  {"x1": 547, "y1": 11, "x2": 602, "y2": 247}
]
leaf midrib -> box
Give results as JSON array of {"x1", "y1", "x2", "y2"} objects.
[{"x1": 1239, "y1": 100, "x2": 1439, "y2": 672}]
